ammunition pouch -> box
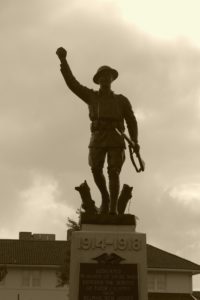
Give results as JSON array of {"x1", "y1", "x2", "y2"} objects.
[{"x1": 90, "y1": 120, "x2": 124, "y2": 132}]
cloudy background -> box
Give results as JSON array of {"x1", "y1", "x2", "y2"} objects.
[{"x1": 1, "y1": 0, "x2": 200, "y2": 289}]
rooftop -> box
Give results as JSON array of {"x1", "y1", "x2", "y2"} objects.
[
  {"x1": 147, "y1": 244, "x2": 200, "y2": 273},
  {"x1": 0, "y1": 239, "x2": 68, "y2": 266},
  {"x1": 149, "y1": 293, "x2": 195, "y2": 300},
  {"x1": 0, "y1": 235, "x2": 199, "y2": 273}
]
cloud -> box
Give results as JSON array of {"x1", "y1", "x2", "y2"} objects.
[
  {"x1": 0, "y1": 0, "x2": 200, "y2": 289},
  {"x1": 170, "y1": 183, "x2": 200, "y2": 213},
  {"x1": 116, "y1": 0, "x2": 200, "y2": 47},
  {"x1": 0, "y1": 172, "x2": 77, "y2": 240},
  {"x1": 143, "y1": 182, "x2": 200, "y2": 263}
]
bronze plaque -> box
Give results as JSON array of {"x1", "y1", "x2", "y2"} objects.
[{"x1": 79, "y1": 263, "x2": 139, "y2": 300}]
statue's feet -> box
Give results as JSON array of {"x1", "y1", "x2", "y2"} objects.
[
  {"x1": 109, "y1": 210, "x2": 117, "y2": 216},
  {"x1": 109, "y1": 199, "x2": 118, "y2": 215},
  {"x1": 99, "y1": 196, "x2": 110, "y2": 214},
  {"x1": 99, "y1": 201, "x2": 109, "y2": 214}
]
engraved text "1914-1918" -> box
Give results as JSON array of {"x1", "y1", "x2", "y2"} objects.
[{"x1": 78, "y1": 237, "x2": 142, "y2": 251}]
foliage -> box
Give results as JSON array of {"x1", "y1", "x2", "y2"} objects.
[
  {"x1": 56, "y1": 246, "x2": 71, "y2": 287},
  {"x1": 67, "y1": 216, "x2": 81, "y2": 231},
  {"x1": 56, "y1": 216, "x2": 80, "y2": 287},
  {"x1": 0, "y1": 265, "x2": 7, "y2": 282}
]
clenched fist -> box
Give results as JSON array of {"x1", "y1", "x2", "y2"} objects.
[{"x1": 56, "y1": 47, "x2": 67, "y2": 61}]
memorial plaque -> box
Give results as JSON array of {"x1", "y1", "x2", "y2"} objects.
[{"x1": 79, "y1": 263, "x2": 139, "y2": 300}]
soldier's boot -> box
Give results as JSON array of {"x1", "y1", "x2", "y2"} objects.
[
  {"x1": 91, "y1": 168, "x2": 110, "y2": 214},
  {"x1": 108, "y1": 168, "x2": 120, "y2": 215}
]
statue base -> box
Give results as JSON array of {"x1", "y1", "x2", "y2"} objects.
[
  {"x1": 80, "y1": 212, "x2": 136, "y2": 226},
  {"x1": 69, "y1": 213, "x2": 148, "y2": 300}
]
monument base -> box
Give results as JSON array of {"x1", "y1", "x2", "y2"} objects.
[
  {"x1": 69, "y1": 214, "x2": 148, "y2": 300},
  {"x1": 81, "y1": 212, "x2": 136, "y2": 225}
]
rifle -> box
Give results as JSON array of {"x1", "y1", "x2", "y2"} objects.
[{"x1": 115, "y1": 128, "x2": 145, "y2": 173}]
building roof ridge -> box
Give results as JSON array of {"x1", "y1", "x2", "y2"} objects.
[
  {"x1": 0, "y1": 238, "x2": 199, "y2": 272},
  {"x1": 147, "y1": 244, "x2": 200, "y2": 268}
]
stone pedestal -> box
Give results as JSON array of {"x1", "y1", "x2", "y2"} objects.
[{"x1": 69, "y1": 213, "x2": 148, "y2": 300}]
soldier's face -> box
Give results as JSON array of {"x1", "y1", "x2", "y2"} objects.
[{"x1": 98, "y1": 71, "x2": 113, "y2": 87}]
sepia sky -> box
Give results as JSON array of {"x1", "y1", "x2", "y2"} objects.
[{"x1": 1, "y1": 0, "x2": 200, "y2": 289}]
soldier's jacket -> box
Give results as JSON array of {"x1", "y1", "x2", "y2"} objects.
[{"x1": 60, "y1": 60, "x2": 138, "y2": 148}]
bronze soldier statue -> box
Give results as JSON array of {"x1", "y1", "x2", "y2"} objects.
[{"x1": 56, "y1": 47, "x2": 140, "y2": 215}]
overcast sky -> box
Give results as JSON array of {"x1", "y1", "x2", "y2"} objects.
[{"x1": 1, "y1": 0, "x2": 200, "y2": 289}]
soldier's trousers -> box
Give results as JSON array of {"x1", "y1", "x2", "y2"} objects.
[
  {"x1": 88, "y1": 147, "x2": 125, "y2": 173},
  {"x1": 89, "y1": 147, "x2": 125, "y2": 213}
]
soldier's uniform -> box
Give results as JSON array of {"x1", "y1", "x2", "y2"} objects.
[{"x1": 59, "y1": 60, "x2": 138, "y2": 214}]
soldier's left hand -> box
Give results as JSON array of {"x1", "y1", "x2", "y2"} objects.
[{"x1": 134, "y1": 142, "x2": 140, "y2": 152}]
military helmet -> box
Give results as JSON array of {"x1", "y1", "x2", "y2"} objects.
[{"x1": 93, "y1": 65, "x2": 118, "y2": 84}]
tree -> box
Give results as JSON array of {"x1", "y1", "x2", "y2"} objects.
[{"x1": 56, "y1": 217, "x2": 80, "y2": 287}]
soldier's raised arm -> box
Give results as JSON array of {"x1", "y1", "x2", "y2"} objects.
[{"x1": 56, "y1": 47, "x2": 92, "y2": 104}]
